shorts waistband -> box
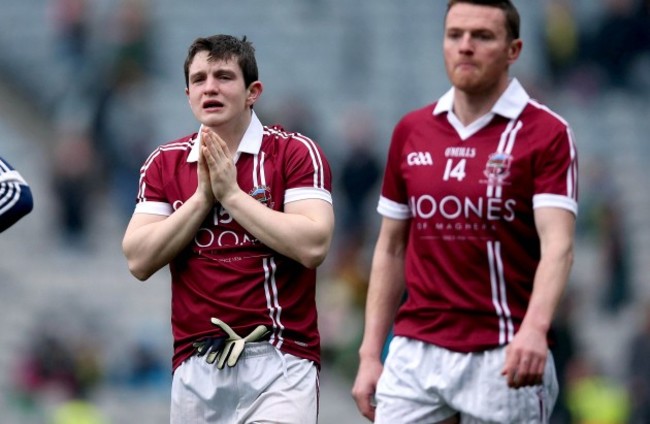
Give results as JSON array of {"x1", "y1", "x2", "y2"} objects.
[
  {"x1": 192, "y1": 340, "x2": 277, "y2": 360},
  {"x1": 237, "y1": 341, "x2": 278, "y2": 359}
]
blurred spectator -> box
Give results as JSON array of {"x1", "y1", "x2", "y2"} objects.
[
  {"x1": 550, "y1": 290, "x2": 578, "y2": 424},
  {"x1": 48, "y1": 0, "x2": 92, "y2": 82},
  {"x1": 92, "y1": 0, "x2": 155, "y2": 223},
  {"x1": 541, "y1": 0, "x2": 581, "y2": 88},
  {"x1": 11, "y1": 329, "x2": 106, "y2": 422},
  {"x1": 575, "y1": 156, "x2": 605, "y2": 239},
  {"x1": 92, "y1": 63, "x2": 154, "y2": 223},
  {"x1": 13, "y1": 332, "x2": 104, "y2": 399},
  {"x1": 46, "y1": 0, "x2": 99, "y2": 247},
  {"x1": 51, "y1": 398, "x2": 108, "y2": 424},
  {"x1": 597, "y1": 201, "x2": 630, "y2": 315},
  {"x1": 566, "y1": 356, "x2": 631, "y2": 424},
  {"x1": 318, "y1": 105, "x2": 382, "y2": 379},
  {"x1": 122, "y1": 342, "x2": 168, "y2": 390},
  {"x1": 585, "y1": 0, "x2": 649, "y2": 89},
  {"x1": 337, "y1": 106, "x2": 381, "y2": 245},
  {"x1": 12, "y1": 334, "x2": 77, "y2": 412},
  {"x1": 51, "y1": 124, "x2": 98, "y2": 248},
  {"x1": 46, "y1": 0, "x2": 100, "y2": 132},
  {"x1": 50, "y1": 357, "x2": 108, "y2": 424},
  {"x1": 259, "y1": 94, "x2": 321, "y2": 141},
  {"x1": 105, "y1": 0, "x2": 154, "y2": 75},
  {"x1": 626, "y1": 304, "x2": 650, "y2": 424},
  {"x1": 47, "y1": 0, "x2": 156, "y2": 236},
  {"x1": 577, "y1": 156, "x2": 630, "y2": 315},
  {"x1": 333, "y1": 105, "x2": 381, "y2": 288},
  {"x1": 317, "y1": 268, "x2": 365, "y2": 377}
]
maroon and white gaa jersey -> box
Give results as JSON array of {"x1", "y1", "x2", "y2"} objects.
[
  {"x1": 379, "y1": 79, "x2": 578, "y2": 352},
  {"x1": 135, "y1": 112, "x2": 332, "y2": 370}
]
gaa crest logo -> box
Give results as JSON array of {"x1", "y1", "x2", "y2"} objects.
[
  {"x1": 249, "y1": 185, "x2": 274, "y2": 208},
  {"x1": 483, "y1": 152, "x2": 512, "y2": 184}
]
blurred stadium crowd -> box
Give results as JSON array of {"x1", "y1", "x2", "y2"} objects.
[{"x1": 0, "y1": 0, "x2": 649, "y2": 423}]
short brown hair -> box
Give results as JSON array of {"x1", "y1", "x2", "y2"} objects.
[
  {"x1": 446, "y1": 0, "x2": 520, "y2": 40},
  {"x1": 183, "y1": 34, "x2": 259, "y2": 88}
]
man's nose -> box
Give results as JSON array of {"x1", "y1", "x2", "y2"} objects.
[
  {"x1": 204, "y1": 76, "x2": 220, "y2": 93},
  {"x1": 459, "y1": 33, "x2": 474, "y2": 53}
]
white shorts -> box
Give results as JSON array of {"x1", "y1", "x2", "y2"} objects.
[
  {"x1": 375, "y1": 336, "x2": 558, "y2": 424},
  {"x1": 171, "y1": 342, "x2": 318, "y2": 424}
]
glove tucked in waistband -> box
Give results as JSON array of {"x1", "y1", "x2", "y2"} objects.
[{"x1": 193, "y1": 318, "x2": 270, "y2": 369}]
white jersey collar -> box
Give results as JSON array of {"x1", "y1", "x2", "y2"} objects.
[
  {"x1": 187, "y1": 111, "x2": 264, "y2": 163},
  {"x1": 432, "y1": 78, "x2": 529, "y2": 140}
]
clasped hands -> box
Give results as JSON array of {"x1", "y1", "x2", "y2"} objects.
[{"x1": 198, "y1": 127, "x2": 239, "y2": 204}]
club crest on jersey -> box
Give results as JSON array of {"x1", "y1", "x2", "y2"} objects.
[
  {"x1": 249, "y1": 185, "x2": 274, "y2": 207},
  {"x1": 482, "y1": 152, "x2": 513, "y2": 185}
]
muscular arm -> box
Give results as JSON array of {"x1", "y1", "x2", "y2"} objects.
[
  {"x1": 122, "y1": 138, "x2": 216, "y2": 281},
  {"x1": 502, "y1": 207, "x2": 576, "y2": 387},
  {"x1": 219, "y1": 193, "x2": 334, "y2": 269},
  {"x1": 122, "y1": 192, "x2": 214, "y2": 281},
  {"x1": 352, "y1": 217, "x2": 408, "y2": 421}
]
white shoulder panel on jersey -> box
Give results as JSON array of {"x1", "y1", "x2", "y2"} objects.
[
  {"x1": 134, "y1": 201, "x2": 174, "y2": 216},
  {"x1": 377, "y1": 195, "x2": 411, "y2": 220}
]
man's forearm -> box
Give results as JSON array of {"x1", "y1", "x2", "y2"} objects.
[
  {"x1": 521, "y1": 245, "x2": 573, "y2": 334},
  {"x1": 220, "y1": 190, "x2": 334, "y2": 269},
  {"x1": 359, "y1": 251, "x2": 406, "y2": 360},
  {"x1": 123, "y1": 192, "x2": 214, "y2": 280}
]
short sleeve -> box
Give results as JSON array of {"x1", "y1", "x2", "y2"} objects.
[
  {"x1": 283, "y1": 134, "x2": 333, "y2": 205},
  {"x1": 378, "y1": 117, "x2": 411, "y2": 220},
  {"x1": 134, "y1": 148, "x2": 173, "y2": 216},
  {"x1": 532, "y1": 125, "x2": 578, "y2": 216}
]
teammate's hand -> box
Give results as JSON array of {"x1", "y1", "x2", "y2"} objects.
[
  {"x1": 201, "y1": 127, "x2": 239, "y2": 203},
  {"x1": 351, "y1": 357, "x2": 383, "y2": 422},
  {"x1": 501, "y1": 325, "x2": 548, "y2": 388}
]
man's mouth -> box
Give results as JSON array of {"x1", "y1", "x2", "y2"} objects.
[
  {"x1": 203, "y1": 100, "x2": 224, "y2": 110},
  {"x1": 457, "y1": 62, "x2": 477, "y2": 70}
]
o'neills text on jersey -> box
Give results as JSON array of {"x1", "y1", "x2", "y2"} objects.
[{"x1": 444, "y1": 146, "x2": 476, "y2": 158}]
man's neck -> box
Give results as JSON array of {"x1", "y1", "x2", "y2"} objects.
[{"x1": 208, "y1": 110, "x2": 252, "y2": 156}]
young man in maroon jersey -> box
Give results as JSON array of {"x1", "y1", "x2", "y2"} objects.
[
  {"x1": 122, "y1": 34, "x2": 334, "y2": 423},
  {"x1": 352, "y1": 1, "x2": 578, "y2": 422}
]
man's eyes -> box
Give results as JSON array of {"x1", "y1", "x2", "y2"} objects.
[
  {"x1": 446, "y1": 31, "x2": 494, "y2": 41},
  {"x1": 190, "y1": 74, "x2": 233, "y2": 84},
  {"x1": 475, "y1": 32, "x2": 494, "y2": 40}
]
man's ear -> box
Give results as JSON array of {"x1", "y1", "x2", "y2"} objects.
[
  {"x1": 247, "y1": 81, "x2": 264, "y2": 107},
  {"x1": 508, "y1": 39, "x2": 523, "y2": 65}
]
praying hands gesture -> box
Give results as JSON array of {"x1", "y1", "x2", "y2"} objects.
[{"x1": 199, "y1": 127, "x2": 240, "y2": 205}]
